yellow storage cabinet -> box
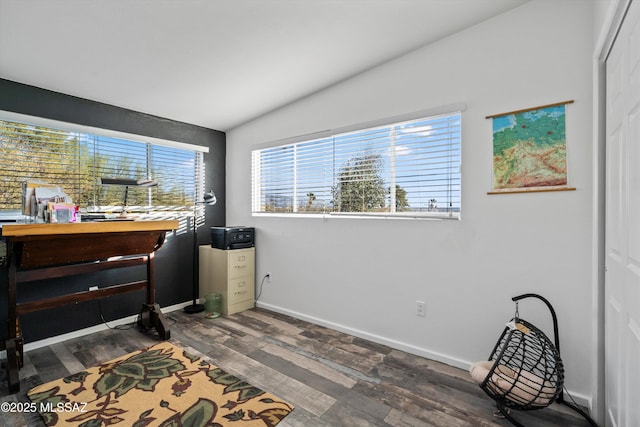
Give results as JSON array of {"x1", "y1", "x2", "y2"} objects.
[{"x1": 199, "y1": 246, "x2": 255, "y2": 315}]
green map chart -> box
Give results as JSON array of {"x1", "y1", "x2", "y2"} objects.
[{"x1": 491, "y1": 104, "x2": 568, "y2": 190}]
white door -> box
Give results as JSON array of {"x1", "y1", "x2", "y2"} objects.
[{"x1": 605, "y1": 0, "x2": 640, "y2": 426}]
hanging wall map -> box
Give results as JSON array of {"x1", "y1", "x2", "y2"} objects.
[{"x1": 487, "y1": 100, "x2": 575, "y2": 194}]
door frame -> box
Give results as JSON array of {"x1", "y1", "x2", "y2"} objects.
[{"x1": 594, "y1": 0, "x2": 634, "y2": 423}]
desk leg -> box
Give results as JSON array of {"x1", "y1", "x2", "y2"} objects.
[
  {"x1": 138, "y1": 303, "x2": 171, "y2": 340},
  {"x1": 138, "y1": 251, "x2": 170, "y2": 340},
  {"x1": 6, "y1": 242, "x2": 23, "y2": 392},
  {"x1": 4, "y1": 338, "x2": 20, "y2": 393}
]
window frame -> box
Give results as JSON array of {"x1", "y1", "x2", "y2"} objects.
[
  {"x1": 251, "y1": 104, "x2": 464, "y2": 220},
  {"x1": 0, "y1": 110, "x2": 209, "y2": 221}
]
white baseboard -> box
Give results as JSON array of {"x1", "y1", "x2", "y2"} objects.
[
  {"x1": 256, "y1": 301, "x2": 594, "y2": 412},
  {"x1": 0, "y1": 301, "x2": 193, "y2": 360}
]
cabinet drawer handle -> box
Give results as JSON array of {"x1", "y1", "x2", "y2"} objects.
[
  {"x1": 234, "y1": 265, "x2": 246, "y2": 269},
  {"x1": 237, "y1": 281, "x2": 246, "y2": 288},
  {"x1": 235, "y1": 290, "x2": 247, "y2": 295},
  {"x1": 237, "y1": 256, "x2": 246, "y2": 261}
]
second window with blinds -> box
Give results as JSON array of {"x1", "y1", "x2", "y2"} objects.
[{"x1": 252, "y1": 111, "x2": 462, "y2": 219}]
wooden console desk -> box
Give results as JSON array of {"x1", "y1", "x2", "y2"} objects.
[{"x1": 2, "y1": 220, "x2": 178, "y2": 393}]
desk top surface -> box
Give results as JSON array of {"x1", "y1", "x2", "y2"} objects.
[{"x1": 1, "y1": 220, "x2": 179, "y2": 237}]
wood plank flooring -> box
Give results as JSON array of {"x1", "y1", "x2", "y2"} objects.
[{"x1": 1, "y1": 307, "x2": 595, "y2": 426}]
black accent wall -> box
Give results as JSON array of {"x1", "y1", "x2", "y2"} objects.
[{"x1": 0, "y1": 78, "x2": 226, "y2": 344}]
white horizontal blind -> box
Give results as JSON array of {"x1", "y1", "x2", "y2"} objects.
[
  {"x1": 0, "y1": 119, "x2": 203, "y2": 216},
  {"x1": 252, "y1": 112, "x2": 461, "y2": 218},
  {"x1": 0, "y1": 121, "x2": 87, "y2": 210},
  {"x1": 89, "y1": 136, "x2": 150, "y2": 208},
  {"x1": 150, "y1": 144, "x2": 202, "y2": 208}
]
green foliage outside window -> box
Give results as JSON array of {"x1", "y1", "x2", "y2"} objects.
[{"x1": 0, "y1": 120, "x2": 201, "y2": 213}]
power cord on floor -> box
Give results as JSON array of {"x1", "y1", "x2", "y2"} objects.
[
  {"x1": 97, "y1": 299, "x2": 176, "y2": 332},
  {"x1": 255, "y1": 274, "x2": 269, "y2": 302},
  {"x1": 98, "y1": 299, "x2": 136, "y2": 330},
  {"x1": 560, "y1": 386, "x2": 599, "y2": 426}
]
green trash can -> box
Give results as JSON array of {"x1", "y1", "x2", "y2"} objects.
[{"x1": 204, "y1": 293, "x2": 222, "y2": 319}]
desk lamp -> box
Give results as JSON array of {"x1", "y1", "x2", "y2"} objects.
[
  {"x1": 184, "y1": 190, "x2": 217, "y2": 314},
  {"x1": 100, "y1": 177, "x2": 158, "y2": 217}
]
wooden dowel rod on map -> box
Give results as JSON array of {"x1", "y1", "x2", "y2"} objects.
[{"x1": 486, "y1": 100, "x2": 574, "y2": 119}]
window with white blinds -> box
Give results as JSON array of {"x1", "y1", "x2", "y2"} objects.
[
  {"x1": 252, "y1": 111, "x2": 461, "y2": 219},
  {"x1": 0, "y1": 118, "x2": 204, "y2": 217}
]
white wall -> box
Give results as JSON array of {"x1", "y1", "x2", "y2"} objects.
[{"x1": 227, "y1": 0, "x2": 597, "y2": 401}]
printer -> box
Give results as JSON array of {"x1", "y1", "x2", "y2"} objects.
[{"x1": 210, "y1": 226, "x2": 255, "y2": 250}]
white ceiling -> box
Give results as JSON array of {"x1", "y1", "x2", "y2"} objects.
[{"x1": 0, "y1": 0, "x2": 527, "y2": 132}]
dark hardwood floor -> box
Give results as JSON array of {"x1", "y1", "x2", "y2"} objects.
[{"x1": 1, "y1": 307, "x2": 595, "y2": 426}]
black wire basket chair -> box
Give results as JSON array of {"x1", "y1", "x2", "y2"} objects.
[{"x1": 470, "y1": 293, "x2": 598, "y2": 427}]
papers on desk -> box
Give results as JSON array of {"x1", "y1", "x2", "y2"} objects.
[{"x1": 22, "y1": 181, "x2": 77, "y2": 223}]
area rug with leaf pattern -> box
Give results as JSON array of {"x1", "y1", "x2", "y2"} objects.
[{"x1": 27, "y1": 341, "x2": 294, "y2": 427}]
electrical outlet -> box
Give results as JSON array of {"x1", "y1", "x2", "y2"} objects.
[{"x1": 416, "y1": 301, "x2": 425, "y2": 317}]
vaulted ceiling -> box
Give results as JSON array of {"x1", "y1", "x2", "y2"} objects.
[{"x1": 0, "y1": 0, "x2": 528, "y2": 131}]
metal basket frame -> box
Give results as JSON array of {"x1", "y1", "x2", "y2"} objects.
[
  {"x1": 481, "y1": 317, "x2": 564, "y2": 410},
  {"x1": 478, "y1": 294, "x2": 598, "y2": 427}
]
